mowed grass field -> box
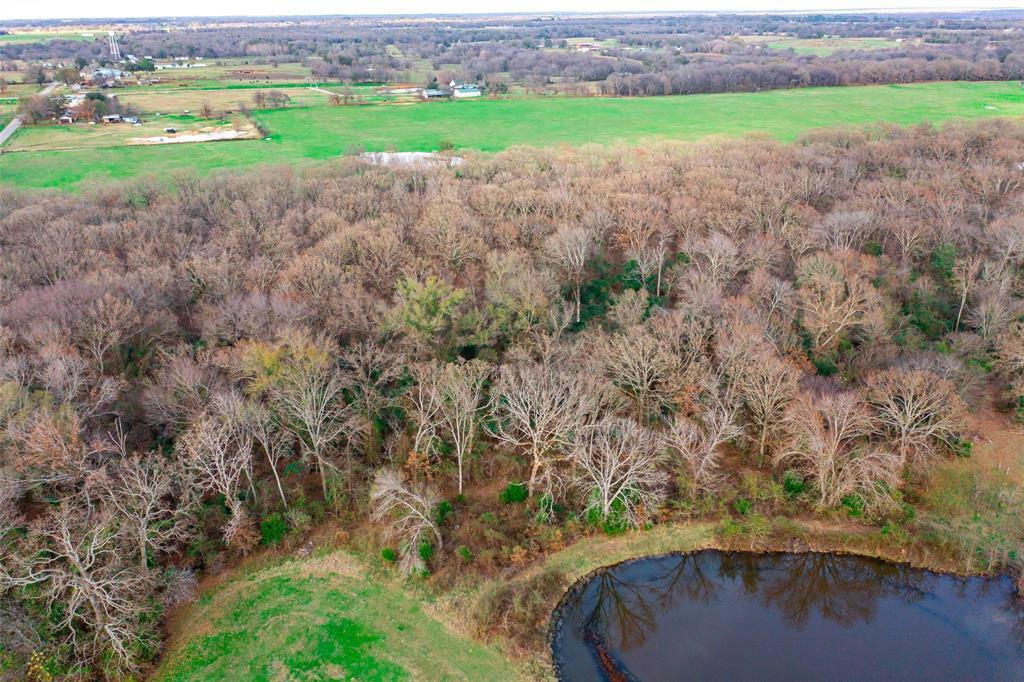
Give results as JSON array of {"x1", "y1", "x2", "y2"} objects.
[
  {"x1": 154, "y1": 551, "x2": 519, "y2": 682},
  {"x1": 743, "y1": 35, "x2": 904, "y2": 55},
  {"x1": 0, "y1": 31, "x2": 95, "y2": 44},
  {"x1": 3, "y1": 81, "x2": 1024, "y2": 190}
]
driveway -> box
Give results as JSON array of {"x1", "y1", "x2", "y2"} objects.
[{"x1": 0, "y1": 82, "x2": 61, "y2": 148}]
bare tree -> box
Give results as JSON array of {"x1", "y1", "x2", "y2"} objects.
[
  {"x1": 143, "y1": 346, "x2": 225, "y2": 431},
  {"x1": 408, "y1": 360, "x2": 490, "y2": 493},
  {"x1": 865, "y1": 368, "x2": 968, "y2": 468},
  {"x1": 967, "y1": 281, "x2": 1021, "y2": 343},
  {"x1": 597, "y1": 327, "x2": 678, "y2": 418},
  {"x1": 78, "y1": 293, "x2": 143, "y2": 374},
  {"x1": 662, "y1": 386, "x2": 740, "y2": 495},
  {"x1": 545, "y1": 225, "x2": 594, "y2": 323},
  {"x1": 692, "y1": 231, "x2": 742, "y2": 285},
  {"x1": 180, "y1": 396, "x2": 252, "y2": 542},
  {"x1": 795, "y1": 252, "x2": 879, "y2": 353},
  {"x1": 101, "y1": 454, "x2": 191, "y2": 570},
  {"x1": 490, "y1": 363, "x2": 594, "y2": 499},
  {"x1": 369, "y1": 468, "x2": 442, "y2": 574},
  {"x1": 244, "y1": 401, "x2": 292, "y2": 509},
  {"x1": 735, "y1": 350, "x2": 799, "y2": 464},
  {"x1": 996, "y1": 321, "x2": 1024, "y2": 378},
  {"x1": 813, "y1": 210, "x2": 873, "y2": 252},
  {"x1": 571, "y1": 417, "x2": 667, "y2": 528},
  {"x1": 273, "y1": 361, "x2": 351, "y2": 498},
  {"x1": 777, "y1": 391, "x2": 901, "y2": 514},
  {"x1": 952, "y1": 254, "x2": 983, "y2": 333},
  {"x1": 0, "y1": 505, "x2": 155, "y2": 675}
]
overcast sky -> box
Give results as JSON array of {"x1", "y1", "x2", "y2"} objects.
[{"x1": 2, "y1": 1, "x2": 1022, "y2": 22}]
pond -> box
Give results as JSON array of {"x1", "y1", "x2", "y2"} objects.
[{"x1": 551, "y1": 551, "x2": 1024, "y2": 681}]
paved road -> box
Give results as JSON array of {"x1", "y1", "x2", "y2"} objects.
[{"x1": 0, "y1": 82, "x2": 60, "y2": 148}]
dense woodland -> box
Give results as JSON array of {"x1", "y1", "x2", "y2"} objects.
[
  {"x1": 2, "y1": 120, "x2": 1024, "y2": 677},
  {"x1": 6, "y1": 12, "x2": 1024, "y2": 95}
]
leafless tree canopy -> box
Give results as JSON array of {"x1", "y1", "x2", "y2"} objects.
[{"x1": 2, "y1": 120, "x2": 1024, "y2": 675}]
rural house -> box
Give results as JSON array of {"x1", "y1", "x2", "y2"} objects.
[{"x1": 448, "y1": 80, "x2": 482, "y2": 98}]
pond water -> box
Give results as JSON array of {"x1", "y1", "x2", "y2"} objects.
[{"x1": 551, "y1": 551, "x2": 1024, "y2": 681}]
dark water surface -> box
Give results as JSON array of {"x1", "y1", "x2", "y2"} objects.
[{"x1": 551, "y1": 551, "x2": 1024, "y2": 681}]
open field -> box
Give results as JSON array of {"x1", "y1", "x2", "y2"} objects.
[
  {"x1": 144, "y1": 61, "x2": 320, "y2": 88},
  {"x1": 3, "y1": 80, "x2": 1024, "y2": 190},
  {"x1": 3, "y1": 115, "x2": 256, "y2": 152},
  {"x1": 115, "y1": 86, "x2": 330, "y2": 113},
  {"x1": 737, "y1": 35, "x2": 904, "y2": 55},
  {"x1": 0, "y1": 31, "x2": 96, "y2": 44},
  {"x1": 154, "y1": 551, "x2": 520, "y2": 681}
]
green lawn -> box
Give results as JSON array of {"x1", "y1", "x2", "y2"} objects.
[
  {"x1": 3, "y1": 81, "x2": 1024, "y2": 190},
  {"x1": 155, "y1": 551, "x2": 519, "y2": 681}
]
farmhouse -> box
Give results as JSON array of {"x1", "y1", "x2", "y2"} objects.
[
  {"x1": 89, "y1": 68, "x2": 124, "y2": 82},
  {"x1": 448, "y1": 80, "x2": 482, "y2": 98}
]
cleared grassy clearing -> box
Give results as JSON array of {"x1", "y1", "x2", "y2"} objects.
[
  {"x1": 154, "y1": 551, "x2": 520, "y2": 682},
  {"x1": 736, "y1": 35, "x2": 904, "y2": 55},
  {"x1": 3, "y1": 115, "x2": 254, "y2": 152},
  {"x1": 116, "y1": 87, "x2": 328, "y2": 113},
  {"x1": 3, "y1": 81, "x2": 1024, "y2": 190},
  {"x1": 0, "y1": 31, "x2": 95, "y2": 44}
]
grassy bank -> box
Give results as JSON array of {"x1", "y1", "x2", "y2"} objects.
[
  {"x1": 154, "y1": 551, "x2": 520, "y2": 681},
  {"x1": 4, "y1": 81, "x2": 1024, "y2": 190}
]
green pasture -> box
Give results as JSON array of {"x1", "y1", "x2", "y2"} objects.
[{"x1": 3, "y1": 81, "x2": 1024, "y2": 190}]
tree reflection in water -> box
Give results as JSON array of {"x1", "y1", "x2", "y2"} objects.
[
  {"x1": 572, "y1": 551, "x2": 1023, "y2": 650},
  {"x1": 580, "y1": 554, "x2": 720, "y2": 651}
]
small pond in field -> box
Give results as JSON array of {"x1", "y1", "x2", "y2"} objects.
[{"x1": 551, "y1": 551, "x2": 1024, "y2": 681}]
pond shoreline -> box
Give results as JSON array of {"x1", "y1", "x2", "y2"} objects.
[
  {"x1": 546, "y1": 541, "x2": 1024, "y2": 681},
  {"x1": 529, "y1": 521, "x2": 1024, "y2": 680}
]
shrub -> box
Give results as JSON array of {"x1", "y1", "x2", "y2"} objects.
[
  {"x1": 417, "y1": 540, "x2": 434, "y2": 564},
  {"x1": 458, "y1": 545, "x2": 474, "y2": 563},
  {"x1": 381, "y1": 547, "x2": 397, "y2": 563},
  {"x1": 586, "y1": 495, "x2": 630, "y2": 535},
  {"x1": 260, "y1": 513, "x2": 287, "y2": 546},
  {"x1": 841, "y1": 494, "x2": 866, "y2": 517},
  {"x1": 434, "y1": 500, "x2": 453, "y2": 525},
  {"x1": 499, "y1": 482, "x2": 528, "y2": 504},
  {"x1": 930, "y1": 243, "x2": 957, "y2": 282},
  {"x1": 733, "y1": 498, "x2": 753, "y2": 516},
  {"x1": 812, "y1": 354, "x2": 838, "y2": 376},
  {"x1": 285, "y1": 508, "x2": 312, "y2": 534},
  {"x1": 783, "y1": 471, "x2": 806, "y2": 499}
]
